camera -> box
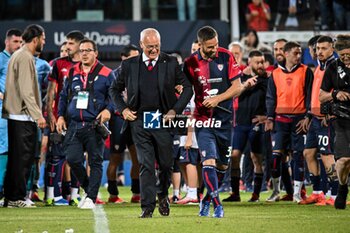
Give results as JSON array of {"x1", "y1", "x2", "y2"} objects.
[
  {"x1": 93, "y1": 120, "x2": 111, "y2": 140},
  {"x1": 50, "y1": 132, "x2": 65, "y2": 144},
  {"x1": 320, "y1": 101, "x2": 350, "y2": 120}
]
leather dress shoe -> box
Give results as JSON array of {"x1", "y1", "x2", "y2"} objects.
[
  {"x1": 139, "y1": 209, "x2": 153, "y2": 218},
  {"x1": 158, "y1": 196, "x2": 170, "y2": 216}
]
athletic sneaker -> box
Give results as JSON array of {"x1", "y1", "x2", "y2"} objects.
[
  {"x1": 131, "y1": 194, "x2": 141, "y2": 203},
  {"x1": 222, "y1": 194, "x2": 241, "y2": 202},
  {"x1": 266, "y1": 192, "x2": 280, "y2": 202},
  {"x1": 69, "y1": 198, "x2": 80, "y2": 206},
  {"x1": 176, "y1": 196, "x2": 199, "y2": 205},
  {"x1": 199, "y1": 200, "x2": 211, "y2": 217},
  {"x1": 80, "y1": 197, "x2": 95, "y2": 209},
  {"x1": 45, "y1": 198, "x2": 54, "y2": 206},
  {"x1": 248, "y1": 193, "x2": 259, "y2": 202},
  {"x1": 108, "y1": 196, "x2": 125, "y2": 204},
  {"x1": 293, "y1": 194, "x2": 302, "y2": 203},
  {"x1": 54, "y1": 198, "x2": 69, "y2": 206},
  {"x1": 315, "y1": 197, "x2": 335, "y2": 206},
  {"x1": 78, "y1": 194, "x2": 87, "y2": 208},
  {"x1": 96, "y1": 197, "x2": 106, "y2": 205},
  {"x1": 335, "y1": 185, "x2": 348, "y2": 209},
  {"x1": 25, "y1": 198, "x2": 35, "y2": 206},
  {"x1": 213, "y1": 205, "x2": 224, "y2": 218},
  {"x1": 170, "y1": 195, "x2": 180, "y2": 203},
  {"x1": 280, "y1": 194, "x2": 293, "y2": 201},
  {"x1": 299, "y1": 193, "x2": 325, "y2": 205},
  {"x1": 8, "y1": 200, "x2": 36, "y2": 208},
  {"x1": 31, "y1": 192, "x2": 42, "y2": 202}
]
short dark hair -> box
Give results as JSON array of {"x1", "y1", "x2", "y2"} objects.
[
  {"x1": 264, "y1": 53, "x2": 275, "y2": 65},
  {"x1": 317, "y1": 35, "x2": 333, "y2": 44},
  {"x1": 308, "y1": 35, "x2": 322, "y2": 47},
  {"x1": 197, "y1": 26, "x2": 217, "y2": 43},
  {"x1": 283, "y1": 41, "x2": 301, "y2": 52},
  {"x1": 6, "y1": 28, "x2": 22, "y2": 38},
  {"x1": 334, "y1": 34, "x2": 350, "y2": 51},
  {"x1": 248, "y1": 50, "x2": 264, "y2": 58},
  {"x1": 61, "y1": 41, "x2": 67, "y2": 47},
  {"x1": 66, "y1": 30, "x2": 85, "y2": 42},
  {"x1": 121, "y1": 44, "x2": 139, "y2": 57},
  {"x1": 80, "y1": 38, "x2": 97, "y2": 51},
  {"x1": 22, "y1": 24, "x2": 44, "y2": 43}
]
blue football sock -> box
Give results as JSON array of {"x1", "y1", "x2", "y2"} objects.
[{"x1": 202, "y1": 165, "x2": 221, "y2": 208}]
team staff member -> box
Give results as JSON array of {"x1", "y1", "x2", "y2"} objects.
[
  {"x1": 319, "y1": 34, "x2": 350, "y2": 209},
  {"x1": 110, "y1": 28, "x2": 192, "y2": 218},
  {"x1": 2, "y1": 24, "x2": 46, "y2": 208},
  {"x1": 226, "y1": 50, "x2": 268, "y2": 203},
  {"x1": 57, "y1": 39, "x2": 115, "y2": 209},
  {"x1": 46, "y1": 30, "x2": 85, "y2": 206},
  {"x1": 265, "y1": 41, "x2": 314, "y2": 203},
  {"x1": 184, "y1": 26, "x2": 256, "y2": 218}
]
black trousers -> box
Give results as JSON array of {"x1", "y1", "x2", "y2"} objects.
[
  {"x1": 64, "y1": 123, "x2": 104, "y2": 202},
  {"x1": 130, "y1": 120, "x2": 173, "y2": 211},
  {"x1": 4, "y1": 119, "x2": 37, "y2": 201}
]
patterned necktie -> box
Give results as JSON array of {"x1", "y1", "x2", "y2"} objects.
[{"x1": 147, "y1": 61, "x2": 153, "y2": 71}]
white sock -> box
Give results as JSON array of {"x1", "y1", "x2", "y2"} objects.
[
  {"x1": 331, "y1": 195, "x2": 337, "y2": 200},
  {"x1": 173, "y1": 189, "x2": 180, "y2": 197},
  {"x1": 272, "y1": 177, "x2": 281, "y2": 193},
  {"x1": 312, "y1": 190, "x2": 323, "y2": 195},
  {"x1": 71, "y1": 188, "x2": 79, "y2": 199},
  {"x1": 47, "y1": 186, "x2": 54, "y2": 199},
  {"x1": 293, "y1": 181, "x2": 303, "y2": 196},
  {"x1": 187, "y1": 187, "x2": 197, "y2": 199}
]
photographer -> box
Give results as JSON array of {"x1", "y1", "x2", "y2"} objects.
[
  {"x1": 320, "y1": 34, "x2": 350, "y2": 209},
  {"x1": 56, "y1": 39, "x2": 115, "y2": 209}
]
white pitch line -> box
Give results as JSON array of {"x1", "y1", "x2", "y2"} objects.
[{"x1": 93, "y1": 193, "x2": 110, "y2": 233}]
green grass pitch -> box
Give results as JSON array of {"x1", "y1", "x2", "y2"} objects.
[{"x1": 0, "y1": 187, "x2": 349, "y2": 233}]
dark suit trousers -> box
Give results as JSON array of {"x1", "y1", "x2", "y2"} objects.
[
  {"x1": 4, "y1": 119, "x2": 37, "y2": 201},
  {"x1": 130, "y1": 120, "x2": 173, "y2": 211}
]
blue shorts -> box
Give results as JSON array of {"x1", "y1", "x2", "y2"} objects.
[
  {"x1": 173, "y1": 135, "x2": 181, "y2": 159},
  {"x1": 271, "y1": 115, "x2": 305, "y2": 152},
  {"x1": 196, "y1": 127, "x2": 232, "y2": 165},
  {"x1": 305, "y1": 117, "x2": 334, "y2": 154},
  {"x1": 178, "y1": 147, "x2": 200, "y2": 165},
  {"x1": 110, "y1": 114, "x2": 133, "y2": 153},
  {"x1": 232, "y1": 124, "x2": 263, "y2": 154},
  {"x1": 43, "y1": 127, "x2": 65, "y2": 159}
]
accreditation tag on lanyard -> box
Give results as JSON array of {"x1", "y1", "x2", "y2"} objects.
[{"x1": 76, "y1": 91, "x2": 89, "y2": 109}]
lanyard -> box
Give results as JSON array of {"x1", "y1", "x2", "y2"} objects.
[{"x1": 80, "y1": 72, "x2": 88, "y2": 90}]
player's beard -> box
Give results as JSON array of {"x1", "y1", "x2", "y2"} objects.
[
  {"x1": 203, "y1": 49, "x2": 216, "y2": 59},
  {"x1": 35, "y1": 42, "x2": 43, "y2": 53},
  {"x1": 252, "y1": 67, "x2": 266, "y2": 77}
]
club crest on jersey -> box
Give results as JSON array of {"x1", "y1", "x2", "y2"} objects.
[{"x1": 217, "y1": 64, "x2": 224, "y2": 71}]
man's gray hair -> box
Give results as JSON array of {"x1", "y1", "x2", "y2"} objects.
[
  {"x1": 140, "y1": 28, "x2": 161, "y2": 41},
  {"x1": 228, "y1": 41, "x2": 243, "y2": 52}
]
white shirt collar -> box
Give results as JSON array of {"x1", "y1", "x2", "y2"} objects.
[{"x1": 142, "y1": 53, "x2": 158, "y2": 66}]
